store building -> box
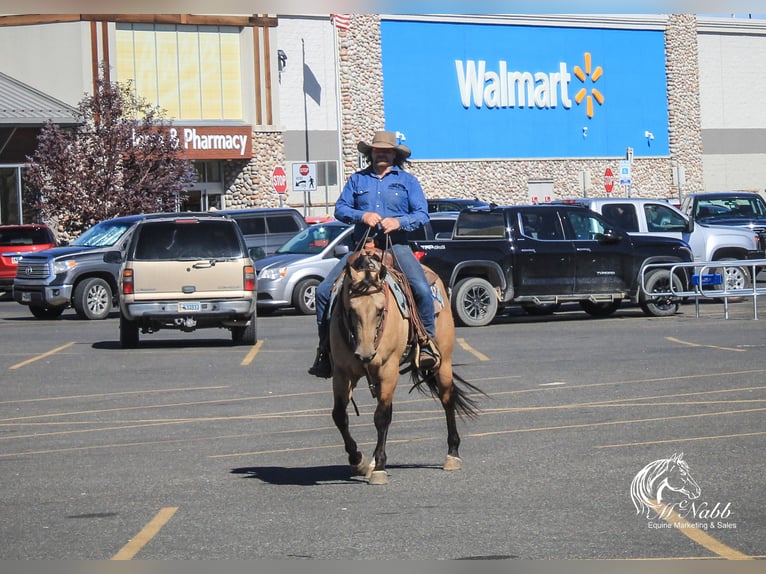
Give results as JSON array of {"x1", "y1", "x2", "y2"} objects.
[{"x1": 1, "y1": 13, "x2": 765, "y2": 226}]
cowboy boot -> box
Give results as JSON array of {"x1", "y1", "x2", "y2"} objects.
[
  {"x1": 417, "y1": 339, "x2": 441, "y2": 371},
  {"x1": 308, "y1": 331, "x2": 332, "y2": 378}
]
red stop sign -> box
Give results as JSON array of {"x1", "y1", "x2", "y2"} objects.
[
  {"x1": 299, "y1": 163, "x2": 310, "y2": 176},
  {"x1": 604, "y1": 167, "x2": 615, "y2": 193},
  {"x1": 272, "y1": 166, "x2": 288, "y2": 193}
]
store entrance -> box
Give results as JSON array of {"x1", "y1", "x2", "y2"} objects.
[
  {"x1": 0, "y1": 166, "x2": 22, "y2": 224},
  {"x1": 181, "y1": 160, "x2": 224, "y2": 212}
]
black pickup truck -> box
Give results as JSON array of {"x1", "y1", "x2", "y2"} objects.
[{"x1": 411, "y1": 204, "x2": 694, "y2": 327}]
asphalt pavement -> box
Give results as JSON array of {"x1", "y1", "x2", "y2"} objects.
[{"x1": 0, "y1": 291, "x2": 764, "y2": 560}]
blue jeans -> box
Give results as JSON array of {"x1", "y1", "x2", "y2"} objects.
[{"x1": 315, "y1": 244, "x2": 436, "y2": 341}]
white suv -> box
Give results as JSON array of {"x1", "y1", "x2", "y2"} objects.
[{"x1": 112, "y1": 214, "x2": 257, "y2": 348}]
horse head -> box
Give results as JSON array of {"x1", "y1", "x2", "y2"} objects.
[
  {"x1": 656, "y1": 453, "x2": 701, "y2": 503},
  {"x1": 631, "y1": 453, "x2": 702, "y2": 517},
  {"x1": 342, "y1": 252, "x2": 388, "y2": 364}
]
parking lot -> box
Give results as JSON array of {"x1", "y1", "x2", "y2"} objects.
[{"x1": 0, "y1": 290, "x2": 764, "y2": 560}]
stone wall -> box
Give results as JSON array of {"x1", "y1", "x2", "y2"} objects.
[
  {"x1": 337, "y1": 14, "x2": 704, "y2": 204},
  {"x1": 222, "y1": 130, "x2": 285, "y2": 209}
]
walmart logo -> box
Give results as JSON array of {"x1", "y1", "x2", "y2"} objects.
[
  {"x1": 454, "y1": 52, "x2": 605, "y2": 118},
  {"x1": 573, "y1": 52, "x2": 604, "y2": 118}
]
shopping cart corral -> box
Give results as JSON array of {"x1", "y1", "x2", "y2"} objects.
[{"x1": 641, "y1": 259, "x2": 766, "y2": 319}]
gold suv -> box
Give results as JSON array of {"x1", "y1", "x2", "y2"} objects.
[{"x1": 114, "y1": 213, "x2": 257, "y2": 348}]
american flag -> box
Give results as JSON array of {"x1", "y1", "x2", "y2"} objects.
[{"x1": 330, "y1": 14, "x2": 350, "y2": 31}]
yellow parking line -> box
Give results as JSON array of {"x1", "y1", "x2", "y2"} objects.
[
  {"x1": 457, "y1": 337, "x2": 489, "y2": 361},
  {"x1": 659, "y1": 503, "x2": 752, "y2": 560},
  {"x1": 666, "y1": 336, "x2": 745, "y2": 353},
  {"x1": 9, "y1": 342, "x2": 75, "y2": 370},
  {"x1": 112, "y1": 506, "x2": 178, "y2": 560},
  {"x1": 240, "y1": 339, "x2": 264, "y2": 366}
]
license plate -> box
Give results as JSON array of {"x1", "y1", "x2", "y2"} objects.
[
  {"x1": 178, "y1": 301, "x2": 200, "y2": 312},
  {"x1": 21, "y1": 292, "x2": 31, "y2": 302}
]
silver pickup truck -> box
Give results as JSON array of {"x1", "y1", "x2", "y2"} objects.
[{"x1": 565, "y1": 197, "x2": 764, "y2": 291}]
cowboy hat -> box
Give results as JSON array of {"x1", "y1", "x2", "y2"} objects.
[{"x1": 357, "y1": 131, "x2": 411, "y2": 159}]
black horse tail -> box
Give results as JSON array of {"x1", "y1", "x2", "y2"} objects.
[{"x1": 408, "y1": 369, "x2": 486, "y2": 420}]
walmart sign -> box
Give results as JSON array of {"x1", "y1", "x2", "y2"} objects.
[{"x1": 380, "y1": 20, "x2": 669, "y2": 159}]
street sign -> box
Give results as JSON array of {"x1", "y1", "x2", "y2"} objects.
[
  {"x1": 619, "y1": 160, "x2": 632, "y2": 185},
  {"x1": 604, "y1": 167, "x2": 615, "y2": 193},
  {"x1": 292, "y1": 162, "x2": 317, "y2": 191},
  {"x1": 271, "y1": 166, "x2": 288, "y2": 193}
]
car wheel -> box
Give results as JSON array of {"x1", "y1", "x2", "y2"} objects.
[
  {"x1": 232, "y1": 311, "x2": 257, "y2": 345},
  {"x1": 73, "y1": 277, "x2": 113, "y2": 320},
  {"x1": 452, "y1": 277, "x2": 498, "y2": 327},
  {"x1": 29, "y1": 305, "x2": 65, "y2": 319},
  {"x1": 521, "y1": 302, "x2": 561, "y2": 315},
  {"x1": 639, "y1": 268, "x2": 683, "y2": 317},
  {"x1": 119, "y1": 315, "x2": 139, "y2": 348},
  {"x1": 579, "y1": 300, "x2": 621, "y2": 317},
  {"x1": 293, "y1": 278, "x2": 320, "y2": 315},
  {"x1": 712, "y1": 258, "x2": 752, "y2": 293}
]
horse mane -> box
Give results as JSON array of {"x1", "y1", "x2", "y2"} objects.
[{"x1": 630, "y1": 453, "x2": 685, "y2": 517}]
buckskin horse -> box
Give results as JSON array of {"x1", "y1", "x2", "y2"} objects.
[{"x1": 328, "y1": 248, "x2": 483, "y2": 485}]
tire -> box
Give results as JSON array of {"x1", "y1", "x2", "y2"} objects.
[
  {"x1": 119, "y1": 315, "x2": 139, "y2": 348},
  {"x1": 579, "y1": 300, "x2": 621, "y2": 317},
  {"x1": 452, "y1": 277, "x2": 498, "y2": 327},
  {"x1": 639, "y1": 268, "x2": 683, "y2": 317},
  {"x1": 232, "y1": 311, "x2": 257, "y2": 345},
  {"x1": 521, "y1": 302, "x2": 561, "y2": 316},
  {"x1": 73, "y1": 277, "x2": 113, "y2": 320},
  {"x1": 711, "y1": 258, "x2": 752, "y2": 292},
  {"x1": 29, "y1": 305, "x2": 65, "y2": 319},
  {"x1": 292, "y1": 278, "x2": 320, "y2": 315}
]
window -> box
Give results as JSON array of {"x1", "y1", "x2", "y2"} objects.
[
  {"x1": 566, "y1": 212, "x2": 608, "y2": 240},
  {"x1": 519, "y1": 211, "x2": 564, "y2": 240},
  {"x1": 645, "y1": 204, "x2": 686, "y2": 232},
  {"x1": 602, "y1": 204, "x2": 639, "y2": 232},
  {"x1": 267, "y1": 215, "x2": 303, "y2": 234},
  {"x1": 116, "y1": 24, "x2": 243, "y2": 120}
]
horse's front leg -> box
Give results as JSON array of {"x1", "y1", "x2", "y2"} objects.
[
  {"x1": 331, "y1": 377, "x2": 368, "y2": 476},
  {"x1": 368, "y1": 389, "x2": 394, "y2": 485}
]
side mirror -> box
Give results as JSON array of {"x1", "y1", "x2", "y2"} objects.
[
  {"x1": 334, "y1": 245, "x2": 350, "y2": 257},
  {"x1": 596, "y1": 229, "x2": 622, "y2": 244},
  {"x1": 103, "y1": 251, "x2": 123, "y2": 264},
  {"x1": 249, "y1": 247, "x2": 266, "y2": 261}
]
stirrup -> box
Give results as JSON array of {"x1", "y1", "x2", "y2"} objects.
[{"x1": 417, "y1": 342, "x2": 440, "y2": 371}]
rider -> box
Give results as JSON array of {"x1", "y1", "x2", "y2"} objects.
[{"x1": 308, "y1": 130, "x2": 440, "y2": 378}]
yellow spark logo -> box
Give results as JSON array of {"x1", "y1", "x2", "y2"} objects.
[{"x1": 573, "y1": 52, "x2": 604, "y2": 119}]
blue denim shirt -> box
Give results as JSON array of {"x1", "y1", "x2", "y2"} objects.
[{"x1": 334, "y1": 166, "x2": 430, "y2": 244}]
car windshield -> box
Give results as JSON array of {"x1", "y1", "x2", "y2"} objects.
[
  {"x1": 695, "y1": 196, "x2": 766, "y2": 221},
  {"x1": 72, "y1": 220, "x2": 134, "y2": 247},
  {"x1": 276, "y1": 225, "x2": 348, "y2": 254}
]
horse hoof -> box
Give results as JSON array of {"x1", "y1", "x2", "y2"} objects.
[
  {"x1": 443, "y1": 455, "x2": 462, "y2": 471},
  {"x1": 368, "y1": 470, "x2": 389, "y2": 485},
  {"x1": 351, "y1": 454, "x2": 370, "y2": 476}
]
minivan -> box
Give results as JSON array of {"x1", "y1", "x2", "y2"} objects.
[{"x1": 218, "y1": 207, "x2": 308, "y2": 259}]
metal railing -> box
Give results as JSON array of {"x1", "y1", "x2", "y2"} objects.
[{"x1": 641, "y1": 259, "x2": 766, "y2": 320}]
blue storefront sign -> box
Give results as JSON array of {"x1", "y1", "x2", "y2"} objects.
[{"x1": 381, "y1": 19, "x2": 669, "y2": 160}]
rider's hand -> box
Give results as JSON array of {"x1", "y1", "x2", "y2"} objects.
[
  {"x1": 362, "y1": 212, "x2": 382, "y2": 228},
  {"x1": 379, "y1": 217, "x2": 401, "y2": 234}
]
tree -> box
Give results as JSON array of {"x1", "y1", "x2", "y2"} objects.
[{"x1": 24, "y1": 75, "x2": 194, "y2": 238}]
